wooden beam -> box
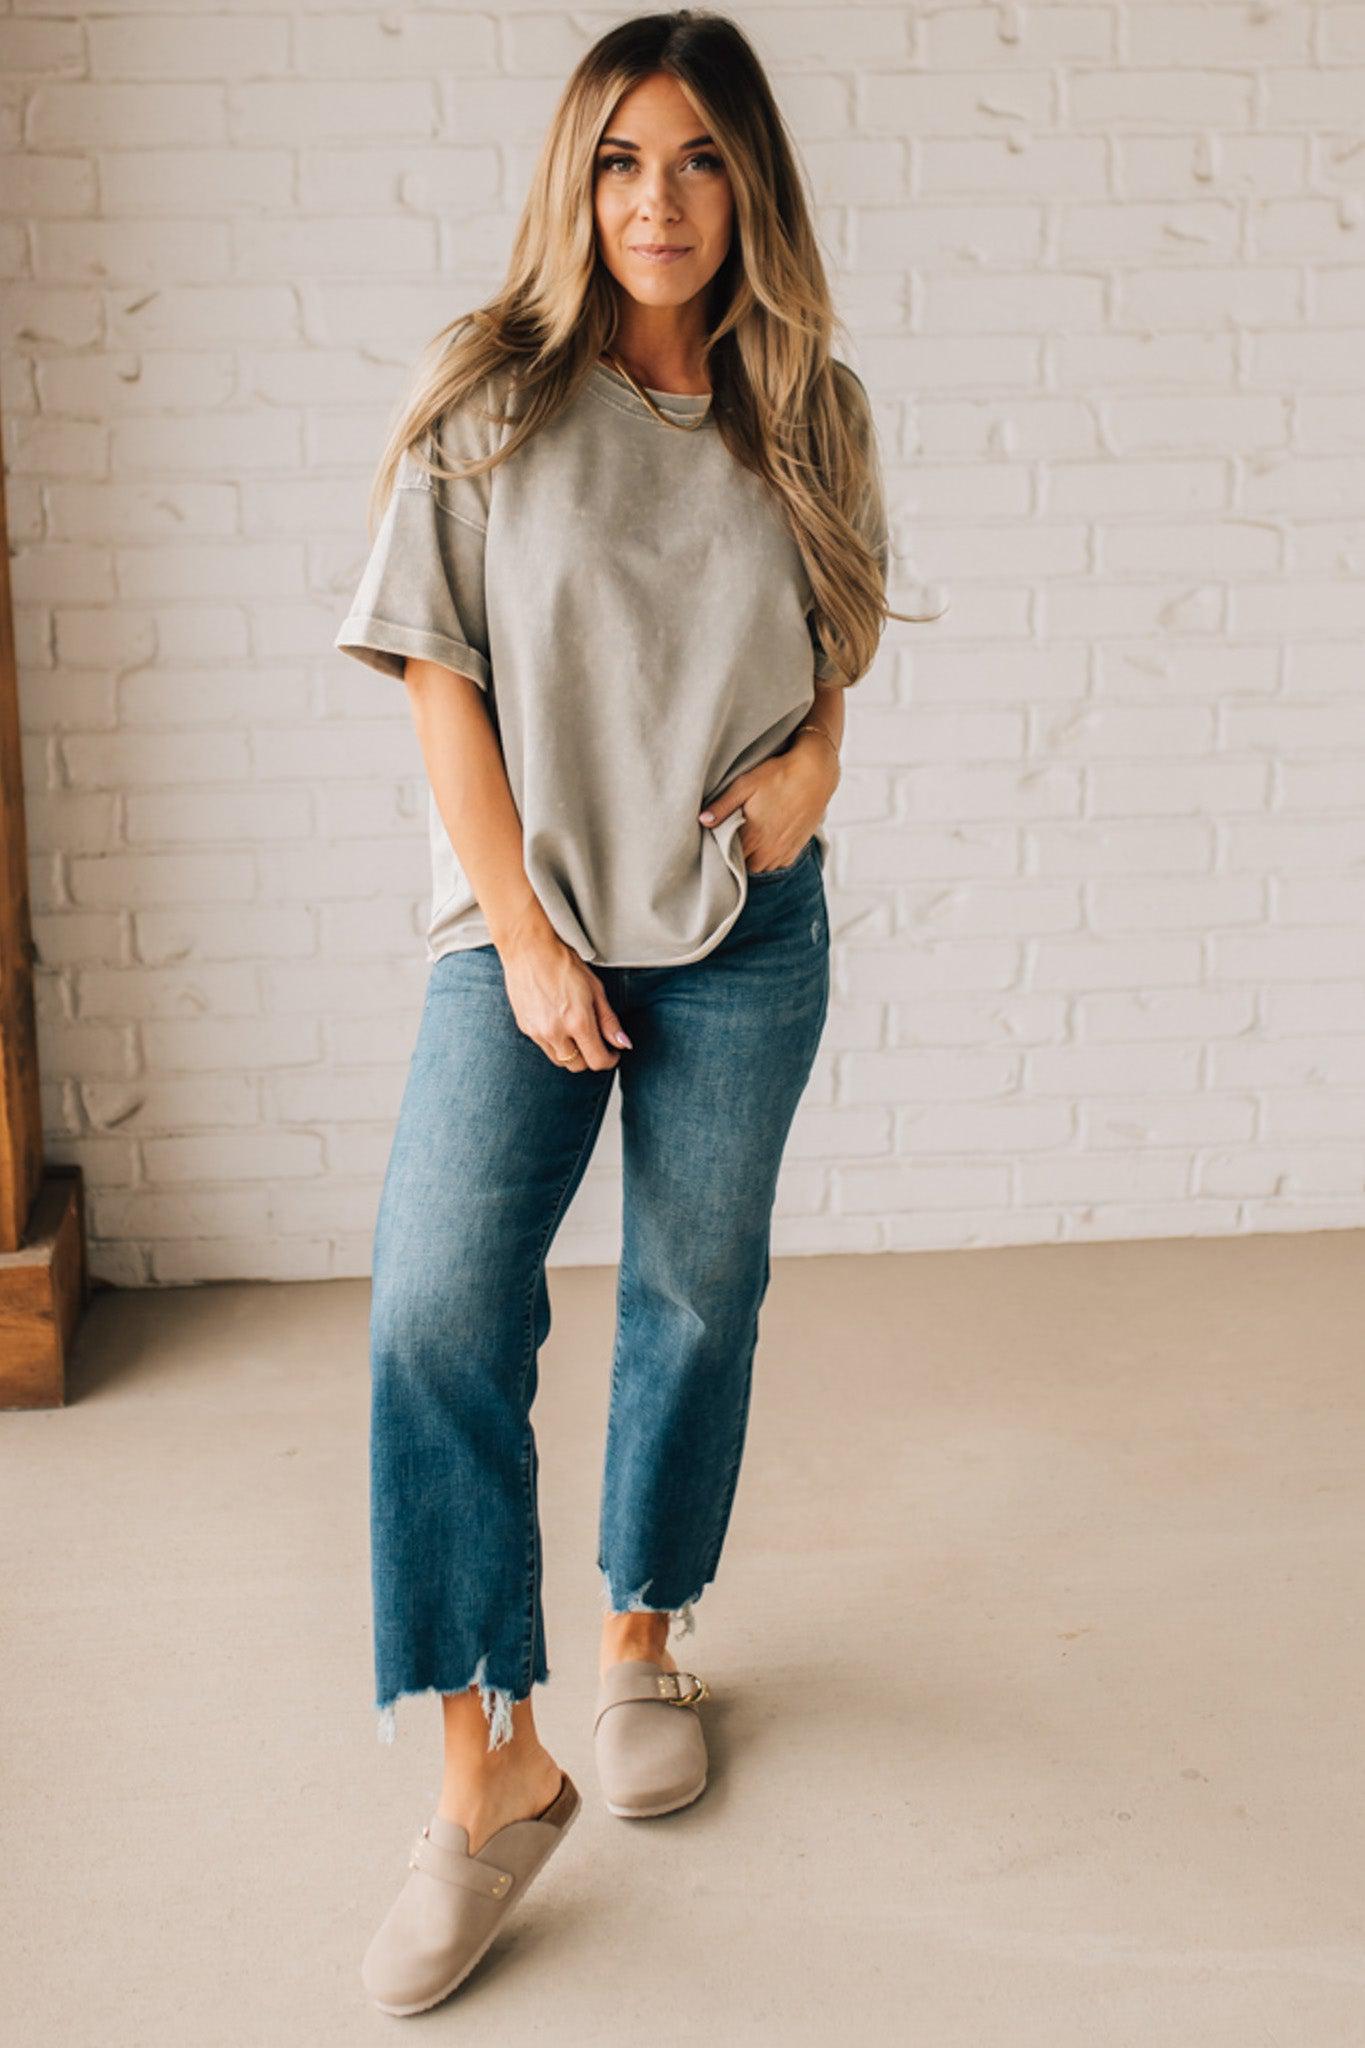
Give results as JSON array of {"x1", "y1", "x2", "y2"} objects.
[{"x1": 0, "y1": 388, "x2": 90, "y2": 1406}]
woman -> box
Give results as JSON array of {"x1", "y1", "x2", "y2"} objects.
[{"x1": 335, "y1": 7, "x2": 918, "y2": 2016}]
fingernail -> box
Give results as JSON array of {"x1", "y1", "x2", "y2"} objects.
[
  {"x1": 699, "y1": 809, "x2": 714, "y2": 823},
  {"x1": 614, "y1": 1029, "x2": 632, "y2": 1047}
]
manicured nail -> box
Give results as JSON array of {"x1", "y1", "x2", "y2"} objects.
[
  {"x1": 614, "y1": 1029, "x2": 632, "y2": 1047},
  {"x1": 699, "y1": 809, "x2": 714, "y2": 823}
]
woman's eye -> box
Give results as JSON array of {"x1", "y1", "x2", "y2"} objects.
[{"x1": 596, "y1": 152, "x2": 725, "y2": 175}]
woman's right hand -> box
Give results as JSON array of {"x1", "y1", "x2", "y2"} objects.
[
  {"x1": 496, "y1": 922, "x2": 633, "y2": 1071},
  {"x1": 399, "y1": 662, "x2": 633, "y2": 1070}
]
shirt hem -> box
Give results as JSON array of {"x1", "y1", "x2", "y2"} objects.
[
  {"x1": 427, "y1": 827, "x2": 828, "y2": 972},
  {"x1": 429, "y1": 923, "x2": 742, "y2": 971}
]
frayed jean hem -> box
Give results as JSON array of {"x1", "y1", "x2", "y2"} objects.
[
  {"x1": 598, "y1": 1568, "x2": 702, "y2": 1639},
  {"x1": 376, "y1": 1654, "x2": 539, "y2": 1752}
]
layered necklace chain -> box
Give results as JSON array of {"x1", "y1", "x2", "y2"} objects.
[{"x1": 599, "y1": 349, "x2": 712, "y2": 432}]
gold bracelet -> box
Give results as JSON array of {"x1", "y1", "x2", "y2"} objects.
[{"x1": 796, "y1": 722, "x2": 840, "y2": 765}]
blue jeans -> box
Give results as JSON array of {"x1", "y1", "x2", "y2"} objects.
[{"x1": 368, "y1": 837, "x2": 831, "y2": 1748}]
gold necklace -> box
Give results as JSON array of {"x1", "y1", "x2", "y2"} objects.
[{"x1": 600, "y1": 349, "x2": 712, "y2": 431}]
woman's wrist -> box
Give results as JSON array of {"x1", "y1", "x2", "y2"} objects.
[
  {"x1": 798, "y1": 721, "x2": 838, "y2": 757},
  {"x1": 790, "y1": 723, "x2": 841, "y2": 784},
  {"x1": 485, "y1": 888, "x2": 560, "y2": 959}
]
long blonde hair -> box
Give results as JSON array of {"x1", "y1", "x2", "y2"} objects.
[{"x1": 366, "y1": 7, "x2": 939, "y2": 685}]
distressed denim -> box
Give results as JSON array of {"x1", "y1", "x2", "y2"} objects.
[{"x1": 368, "y1": 837, "x2": 830, "y2": 1747}]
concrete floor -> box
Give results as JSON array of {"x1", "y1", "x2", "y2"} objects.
[{"x1": 3, "y1": 1230, "x2": 1363, "y2": 2045}]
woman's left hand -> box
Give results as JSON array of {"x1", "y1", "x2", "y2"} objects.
[{"x1": 699, "y1": 734, "x2": 840, "y2": 873}]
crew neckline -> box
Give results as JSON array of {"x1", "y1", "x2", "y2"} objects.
[{"x1": 591, "y1": 360, "x2": 713, "y2": 422}]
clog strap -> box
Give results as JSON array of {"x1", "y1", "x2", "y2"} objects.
[
  {"x1": 593, "y1": 1664, "x2": 709, "y2": 1732},
  {"x1": 408, "y1": 1825, "x2": 514, "y2": 1899}
]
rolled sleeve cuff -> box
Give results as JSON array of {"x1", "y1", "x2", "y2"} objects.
[{"x1": 333, "y1": 616, "x2": 491, "y2": 690}]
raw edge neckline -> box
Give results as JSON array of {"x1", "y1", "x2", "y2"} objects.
[{"x1": 590, "y1": 360, "x2": 713, "y2": 419}]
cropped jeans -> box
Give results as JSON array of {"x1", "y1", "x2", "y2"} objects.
[{"x1": 367, "y1": 836, "x2": 830, "y2": 1748}]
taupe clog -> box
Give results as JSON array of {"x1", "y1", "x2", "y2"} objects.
[
  {"x1": 593, "y1": 1658, "x2": 710, "y2": 1818},
  {"x1": 361, "y1": 1769, "x2": 580, "y2": 2015}
]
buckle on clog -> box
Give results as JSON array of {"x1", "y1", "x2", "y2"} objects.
[{"x1": 657, "y1": 1671, "x2": 708, "y2": 1706}]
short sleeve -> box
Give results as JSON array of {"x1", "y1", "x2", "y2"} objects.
[
  {"x1": 809, "y1": 361, "x2": 889, "y2": 682},
  {"x1": 333, "y1": 378, "x2": 500, "y2": 690}
]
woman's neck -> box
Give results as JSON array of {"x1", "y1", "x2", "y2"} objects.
[{"x1": 600, "y1": 334, "x2": 711, "y2": 397}]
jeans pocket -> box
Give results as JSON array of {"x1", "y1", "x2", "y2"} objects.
[{"x1": 746, "y1": 838, "x2": 815, "y2": 882}]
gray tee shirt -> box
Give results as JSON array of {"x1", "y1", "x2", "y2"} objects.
[{"x1": 334, "y1": 357, "x2": 887, "y2": 967}]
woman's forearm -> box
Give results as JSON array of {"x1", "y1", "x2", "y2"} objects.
[{"x1": 401, "y1": 657, "x2": 557, "y2": 955}]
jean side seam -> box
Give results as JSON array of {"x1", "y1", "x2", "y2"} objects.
[
  {"x1": 597, "y1": 1223, "x2": 636, "y2": 1585},
  {"x1": 695, "y1": 1288, "x2": 765, "y2": 1584},
  {"x1": 694, "y1": 966, "x2": 828, "y2": 1570}
]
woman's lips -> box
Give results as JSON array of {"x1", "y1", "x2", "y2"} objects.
[{"x1": 631, "y1": 245, "x2": 692, "y2": 264}]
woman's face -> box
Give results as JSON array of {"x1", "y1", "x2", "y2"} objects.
[{"x1": 593, "y1": 72, "x2": 734, "y2": 314}]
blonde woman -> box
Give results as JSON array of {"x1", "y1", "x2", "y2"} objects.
[{"x1": 335, "y1": 7, "x2": 917, "y2": 2015}]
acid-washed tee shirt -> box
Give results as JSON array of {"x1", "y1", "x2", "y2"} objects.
[{"x1": 334, "y1": 356, "x2": 888, "y2": 968}]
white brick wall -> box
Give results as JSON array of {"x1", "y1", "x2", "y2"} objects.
[{"x1": 3, "y1": 1, "x2": 1364, "y2": 1285}]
